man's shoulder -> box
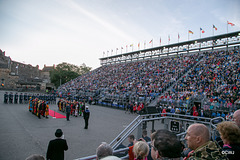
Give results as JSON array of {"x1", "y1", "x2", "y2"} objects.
[
  {"x1": 50, "y1": 138, "x2": 67, "y2": 143},
  {"x1": 188, "y1": 141, "x2": 228, "y2": 160}
]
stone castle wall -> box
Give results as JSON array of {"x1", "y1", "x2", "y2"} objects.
[{"x1": 0, "y1": 49, "x2": 54, "y2": 91}]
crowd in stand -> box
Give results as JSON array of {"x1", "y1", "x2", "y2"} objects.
[
  {"x1": 155, "y1": 49, "x2": 240, "y2": 119},
  {"x1": 58, "y1": 53, "x2": 201, "y2": 106},
  {"x1": 57, "y1": 48, "x2": 240, "y2": 121}
]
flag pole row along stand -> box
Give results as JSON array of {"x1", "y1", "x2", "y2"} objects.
[{"x1": 102, "y1": 21, "x2": 236, "y2": 57}]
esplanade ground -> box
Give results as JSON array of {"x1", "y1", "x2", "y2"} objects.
[{"x1": 0, "y1": 91, "x2": 137, "y2": 160}]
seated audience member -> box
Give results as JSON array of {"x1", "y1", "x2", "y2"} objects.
[
  {"x1": 114, "y1": 137, "x2": 127, "y2": 158},
  {"x1": 128, "y1": 134, "x2": 135, "y2": 147},
  {"x1": 142, "y1": 130, "x2": 151, "y2": 142},
  {"x1": 184, "y1": 123, "x2": 227, "y2": 159},
  {"x1": 133, "y1": 141, "x2": 149, "y2": 160},
  {"x1": 151, "y1": 129, "x2": 183, "y2": 160},
  {"x1": 217, "y1": 121, "x2": 240, "y2": 160},
  {"x1": 25, "y1": 154, "x2": 45, "y2": 160},
  {"x1": 96, "y1": 142, "x2": 120, "y2": 160}
]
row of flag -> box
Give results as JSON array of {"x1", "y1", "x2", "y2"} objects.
[{"x1": 103, "y1": 21, "x2": 236, "y2": 57}]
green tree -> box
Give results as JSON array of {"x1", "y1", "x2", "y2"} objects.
[{"x1": 50, "y1": 62, "x2": 91, "y2": 88}]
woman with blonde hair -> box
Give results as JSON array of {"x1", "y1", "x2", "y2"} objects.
[
  {"x1": 217, "y1": 121, "x2": 240, "y2": 160},
  {"x1": 133, "y1": 141, "x2": 149, "y2": 160}
]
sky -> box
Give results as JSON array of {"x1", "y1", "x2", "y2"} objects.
[{"x1": 0, "y1": 0, "x2": 240, "y2": 70}]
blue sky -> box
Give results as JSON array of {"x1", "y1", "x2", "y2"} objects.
[{"x1": 0, "y1": 0, "x2": 239, "y2": 69}]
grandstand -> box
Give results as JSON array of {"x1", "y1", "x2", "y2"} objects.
[
  {"x1": 58, "y1": 31, "x2": 240, "y2": 114},
  {"x1": 58, "y1": 31, "x2": 240, "y2": 160}
]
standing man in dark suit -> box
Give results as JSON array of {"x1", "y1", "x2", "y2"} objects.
[
  {"x1": 46, "y1": 129, "x2": 68, "y2": 160},
  {"x1": 83, "y1": 106, "x2": 90, "y2": 129},
  {"x1": 66, "y1": 103, "x2": 71, "y2": 121}
]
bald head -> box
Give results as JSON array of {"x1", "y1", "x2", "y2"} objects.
[
  {"x1": 233, "y1": 109, "x2": 240, "y2": 127},
  {"x1": 190, "y1": 124, "x2": 210, "y2": 141},
  {"x1": 185, "y1": 123, "x2": 210, "y2": 150}
]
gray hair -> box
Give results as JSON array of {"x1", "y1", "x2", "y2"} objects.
[
  {"x1": 25, "y1": 154, "x2": 45, "y2": 160},
  {"x1": 96, "y1": 142, "x2": 113, "y2": 159}
]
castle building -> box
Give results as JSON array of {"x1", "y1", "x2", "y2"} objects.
[{"x1": 0, "y1": 49, "x2": 55, "y2": 92}]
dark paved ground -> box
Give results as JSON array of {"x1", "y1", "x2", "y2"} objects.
[{"x1": 0, "y1": 91, "x2": 137, "y2": 160}]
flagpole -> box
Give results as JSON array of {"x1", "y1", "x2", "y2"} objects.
[
  {"x1": 178, "y1": 33, "x2": 179, "y2": 43},
  {"x1": 200, "y1": 29, "x2": 201, "y2": 38},
  {"x1": 227, "y1": 21, "x2": 228, "y2": 33},
  {"x1": 168, "y1": 35, "x2": 170, "y2": 45},
  {"x1": 213, "y1": 24, "x2": 214, "y2": 36}
]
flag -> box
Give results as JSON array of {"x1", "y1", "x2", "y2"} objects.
[
  {"x1": 189, "y1": 30, "x2": 194, "y2": 34},
  {"x1": 138, "y1": 43, "x2": 140, "y2": 48},
  {"x1": 168, "y1": 35, "x2": 170, "y2": 41},
  {"x1": 200, "y1": 28, "x2": 205, "y2": 33},
  {"x1": 160, "y1": 37, "x2": 161, "y2": 44},
  {"x1": 227, "y1": 21, "x2": 235, "y2": 26},
  {"x1": 149, "y1": 39, "x2": 153, "y2": 44},
  {"x1": 178, "y1": 33, "x2": 180, "y2": 39},
  {"x1": 130, "y1": 44, "x2": 133, "y2": 47},
  {"x1": 213, "y1": 25, "x2": 217, "y2": 30}
]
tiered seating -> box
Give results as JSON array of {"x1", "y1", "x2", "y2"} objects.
[{"x1": 58, "y1": 53, "x2": 201, "y2": 107}]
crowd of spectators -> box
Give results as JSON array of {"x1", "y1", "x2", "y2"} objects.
[
  {"x1": 58, "y1": 48, "x2": 240, "y2": 119},
  {"x1": 58, "y1": 53, "x2": 201, "y2": 107},
  {"x1": 155, "y1": 49, "x2": 240, "y2": 118}
]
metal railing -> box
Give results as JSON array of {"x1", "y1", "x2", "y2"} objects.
[{"x1": 75, "y1": 113, "x2": 225, "y2": 160}]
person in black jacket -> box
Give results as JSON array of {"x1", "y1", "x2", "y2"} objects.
[
  {"x1": 66, "y1": 103, "x2": 71, "y2": 121},
  {"x1": 83, "y1": 106, "x2": 90, "y2": 129},
  {"x1": 46, "y1": 129, "x2": 68, "y2": 160}
]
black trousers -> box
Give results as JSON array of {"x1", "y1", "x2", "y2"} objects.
[
  {"x1": 66, "y1": 112, "x2": 70, "y2": 120},
  {"x1": 84, "y1": 118, "x2": 89, "y2": 129}
]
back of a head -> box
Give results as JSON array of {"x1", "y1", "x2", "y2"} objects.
[
  {"x1": 153, "y1": 129, "x2": 183, "y2": 158},
  {"x1": 96, "y1": 142, "x2": 113, "y2": 159},
  {"x1": 25, "y1": 154, "x2": 45, "y2": 160},
  {"x1": 133, "y1": 141, "x2": 149, "y2": 160},
  {"x1": 101, "y1": 155, "x2": 121, "y2": 160},
  {"x1": 217, "y1": 121, "x2": 240, "y2": 144}
]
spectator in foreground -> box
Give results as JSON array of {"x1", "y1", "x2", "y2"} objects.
[
  {"x1": 151, "y1": 129, "x2": 183, "y2": 160},
  {"x1": 128, "y1": 134, "x2": 135, "y2": 147},
  {"x1": 96, "y1": 142, "x2": 120, "y2": 160},
  {"x1": 184, "y1": 123, "x2": 227, "y2": 160},
  {"x1": 26, "y1": 154, "x2": 45, "y2": 160},
  {"x1": 46, "y1": 129, "x2": 68, "y2": 160},
  {"x1": 142, "y1": 130, "x2": 151, "y2": 142},
  {"x1": 217, "y1": 121, "x2": 240, "y2": 160},
  {"x1": 133, "y1": 141, "x2": 149, "y2": 160},
  {"x1": 233, "y1": 109, "x2": 240, "y2": 127}
]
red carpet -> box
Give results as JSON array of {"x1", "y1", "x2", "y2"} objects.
[{"x1": 49, "y1": 109, "x2": 66, "y2": 119}]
